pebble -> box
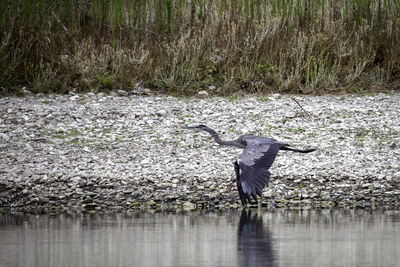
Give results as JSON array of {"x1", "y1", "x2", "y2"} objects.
[
  {"x1": 197, "y1": 90, "x2": 209, "y2": 98},
  {"x1": 69, "y1": 95, "x2": 79, "y2": 101},
  {"x1": 0, "y1": 92, "x2": 399, "y2": 213},
  {"x1": 156, "y1": 109, "x2": 167, "y2": 116},
  {"x1": 0, "y1": 133, "x2": 9, "y2": 142},
  {"x1": 118, "y1": 90, "x2": 129, "y2": 96}
]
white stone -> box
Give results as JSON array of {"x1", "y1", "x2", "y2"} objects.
[
  {"x1": 118, "y1": 90, "x2": 129, "y2": 96},
  {"x1": 0, "y1": 133, "x2": 9, "y2": 142},
  {"x1": 156, "y1": 109, "x2": 167, "y2": 116},
  {"x1": 140, "y1": 159, "x2": 150, "y2": 165},
  {"x1": 197, "y1": 90, "x2": 209, "y2": 98},
  {"x1": 69, "y1": 95, "x2": 80, "y2": 101}
]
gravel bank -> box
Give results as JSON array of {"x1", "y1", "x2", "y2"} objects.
[{"x1": 1, "y1": 92, "x2": 399, "y2": 213}]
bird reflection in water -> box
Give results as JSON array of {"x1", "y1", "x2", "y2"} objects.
[{"x1": 238, "y1": 209, "x2": 277, "y2": 267}]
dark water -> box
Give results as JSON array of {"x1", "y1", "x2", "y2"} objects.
[{"x1": 1, "y1": 209, "x2": 399, "y2": 267}]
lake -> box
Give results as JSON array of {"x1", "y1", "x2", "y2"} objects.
[{"x1": 1, "y1": 208, "x2": 399, "y2": 267}]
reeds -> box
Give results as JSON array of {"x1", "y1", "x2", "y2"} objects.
[{"x1": 1, "y1": 0, "x2": 399, "y2": 94}]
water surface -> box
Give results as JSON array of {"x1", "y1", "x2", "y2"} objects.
[{"x1": 1, "y1": 209, "x2": 399, "y2": 267}]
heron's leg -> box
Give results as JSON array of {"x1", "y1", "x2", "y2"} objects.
[{"x1": 280, "y1": 145, "x2": 316, "y2": 153}]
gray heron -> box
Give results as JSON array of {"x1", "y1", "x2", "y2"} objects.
[{"x1": 184, "y1": 125, "x2": 315, "y2": 206}]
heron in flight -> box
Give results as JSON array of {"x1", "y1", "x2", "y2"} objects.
[{"x1": 184, "y1": 125, "x2": 315, "y2": 206}]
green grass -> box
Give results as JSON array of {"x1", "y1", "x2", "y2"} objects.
[
  {"x1": 353, "y1": 125, "x2": 398, "y2": 146},
  {"x1": 285, "y1": 127, "x2": 304, "y2": 134},
  {"x1": 256, "y1": 95, "x2": 270, "y2": 102},
  {"x1": 1, "y1": 0, "x2": 400, "y2": 95}
]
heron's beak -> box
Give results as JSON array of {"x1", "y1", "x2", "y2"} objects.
[{"x1": 183, "y1": 126, "x2": 197, "y2": 129}]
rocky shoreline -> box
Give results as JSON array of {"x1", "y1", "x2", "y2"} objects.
[{"x1": 1, "y1": 92, "x2": 399, "y2": 213}]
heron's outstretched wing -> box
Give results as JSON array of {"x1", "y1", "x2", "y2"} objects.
[{"x1": 235, "y1": 142, "x2": 280, "y2": 205}]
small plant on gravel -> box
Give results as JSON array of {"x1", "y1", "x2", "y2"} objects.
[
  {"x1": 256, "y1": 95, "x2": 270, "y2": 102},
  {"x1": 285, "y1": 127, "x2": 304, "y2": 134}
]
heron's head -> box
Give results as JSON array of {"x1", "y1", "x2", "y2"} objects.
[{"x1": 183, "y1": 124, "x2": 208, "y2": 131}]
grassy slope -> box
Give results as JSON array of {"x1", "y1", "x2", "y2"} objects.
[{"x1": 1, "y1": 0, "x2": 400, "y2": 95}]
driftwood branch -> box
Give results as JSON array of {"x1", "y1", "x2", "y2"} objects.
[{"x1": 291, "y1": 97, "x2": 314, "y2": 121}]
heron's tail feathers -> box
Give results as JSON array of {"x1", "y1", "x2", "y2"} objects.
[{"x1": 280, "y1": 145, "x2": 316, "y2": 153}]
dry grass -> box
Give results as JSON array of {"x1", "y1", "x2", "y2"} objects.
[{"x1": 1, "y1": 0, "x2": 400, "y2": 95}]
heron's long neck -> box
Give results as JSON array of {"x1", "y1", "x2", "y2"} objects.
[{"x1": 203, "y1": 128, "x2": 244, "y2": 148}]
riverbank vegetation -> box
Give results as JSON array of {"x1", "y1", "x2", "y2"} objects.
[{"x1": 1, "y1": 0, "x2": 400, "y2": 95}]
